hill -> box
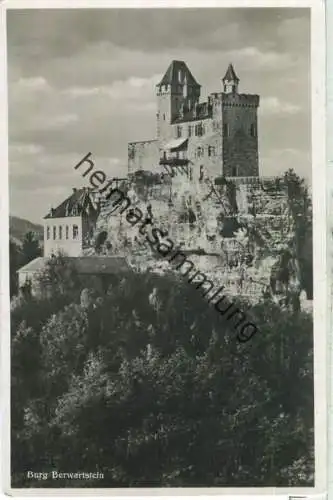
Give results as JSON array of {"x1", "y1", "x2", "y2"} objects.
[{"x1": 10, "y1": 216, "x2": 43, "y2": 246}]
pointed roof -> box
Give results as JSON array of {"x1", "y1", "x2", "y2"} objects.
[
  {"x1": 44, "y1": 187, "x2": 98, "y2": 219},
  {"x1": 157, "y1": 60, "x2": 200, "y2": 87},
  {"x1": 222, "y1": 63, "x2": 239, "y2": 82}
]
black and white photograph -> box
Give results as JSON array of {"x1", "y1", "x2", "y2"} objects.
[{"x1": 4, "y1": 2, "x2": 326, "y2": 493}]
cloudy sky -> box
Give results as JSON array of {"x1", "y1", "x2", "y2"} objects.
[{"x1": 7, "y1": 8, "x2": 310, "y2": 223}]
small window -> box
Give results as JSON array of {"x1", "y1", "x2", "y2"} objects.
[
  {"x1": 73, "y1": 225, "x2": 79, "y2": 240},
  {"x1": 46, "y1": 226, "x2": 50, "y2": 240},
  {"x1": 250, "y1": 123, "x2": 256, "y2": 137},
  {"x1": 208, "y1": 146, "x2": 215, "y2": 157},
  {"x1": 176, "y1": 126, "x2": 182, "y2": 138},
  {"x1": 163, "y1": 113, "x2": 166, "y2": 121},
  {"x1": 223, "y1": 123, "x2": 229, "y2": 136},
  {"x1": 196, "y1": 146, "x2": 204, "y2": 158},
  {"x1": 188, "y1": 125, "x2": 192, "y2": 137},
  {"x1": 66, "y1": 226, "x2": 69, "y2": 239},
  {"x1": 53, "y1": 226, "x2": 56, "y2": 240},
  {"x1": 232, "y1": 166, "x2": 238, "y2": 176},
  {"x1": 59, "y1": 226, "x2": 62, "y2": 240}
]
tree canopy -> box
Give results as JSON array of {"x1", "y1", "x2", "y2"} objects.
[{"x1": 11, "y1": 257, "x2": 314, "y2": 488}]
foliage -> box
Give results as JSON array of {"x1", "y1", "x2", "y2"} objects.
[
  {"x1": 283, "y1": 169, "x2": 313, "y2": 299},
  {"x1": 9, "y1": 240, "x2": 22, "y2": 297},
  {"x1": 21, "y1": 231, "x2": 42, "y2": 266},
  {"x1": 11, "y1": 266, "x2": 314, "y2": 488},
  {"x1": 9, "y1": 231, "x2": 42, "y2": 297}
]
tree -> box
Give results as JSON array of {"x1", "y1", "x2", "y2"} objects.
[
  {"x1": 9, "y1": 239, "x2": 22, "y2": 297},
  {"x1": 21, "y1": 231, "x2": 42, "y2": 266},
  {"x1": 11, "y1": 269, "x2": 314, "y2": 488},
  {"x1": 283, "y1": 170, "x2": 313, "y2": 299}
]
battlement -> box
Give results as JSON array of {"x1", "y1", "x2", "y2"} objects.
[{"x1": 222, "y1": 93, "x2": 259, "y2": 108}]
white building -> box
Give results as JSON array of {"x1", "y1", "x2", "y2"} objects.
[{"x1": 43, "y1": 187, "x2": 99, "y2": 257}]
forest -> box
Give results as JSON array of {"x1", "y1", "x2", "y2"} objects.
[{"x1": 11, "y1": 254, "x2": 314, "y2": 488}]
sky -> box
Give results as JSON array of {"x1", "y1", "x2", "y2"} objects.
[{"x1": 7, "y1": 8, "x2": 311, "y2": 223}]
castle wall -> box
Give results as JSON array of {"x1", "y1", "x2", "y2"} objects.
[{"x1": 128, "y1": 140, "x2": 160, "y2": 174}]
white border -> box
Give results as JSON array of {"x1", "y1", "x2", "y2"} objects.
[{"x1": 0, "y1": 0, "x2": 327, "y2": 497}]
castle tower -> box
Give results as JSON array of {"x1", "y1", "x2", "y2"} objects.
[
  {"x1": 222, "y1": 63, "x2": 239, "y2": 94},
  {"x1": 220, "y1": 64, "x2": 260, "y2": 177},
  {"x1": 156, "y1": 60, "x2": 201, "y2": 143}
]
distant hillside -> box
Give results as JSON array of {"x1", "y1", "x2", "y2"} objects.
[{"x1": 10, "y1": 216, "x2": 43, "y2": 246}]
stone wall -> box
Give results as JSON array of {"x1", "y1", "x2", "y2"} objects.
[{"x1": 128, "y1": 140, "x2": 160, "y2": 174}]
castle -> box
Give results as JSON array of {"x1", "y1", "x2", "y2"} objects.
[
  {"x1": 128, "y1": 60, "x2": 260, "y2": 180},
  {"x1": 17, "y1": 60, "x2": 311, "y2": 306}
]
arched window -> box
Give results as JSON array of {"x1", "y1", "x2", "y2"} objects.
[
  {"x1": 66, "y1": 226, "x2": 69, "y2": 239},
  {"x1": 73, "y1": 225, "x2": 79, "y2": 240},
  {"x1": 46, "y1": 226, "x2": 50, "y2": 240},
  {"x1": 53, "y1": 226, "x2": 56, "y2": 240},
  {"x1": 59, "y1": 226, "x2": 62, "y2": 240}
]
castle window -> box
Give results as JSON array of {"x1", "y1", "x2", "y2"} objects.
[
  {"x1": 176, "y1": 126, "x2": 182, "y2": 138},
  {"x1": 53, "y1": 226, "x2": 56, "y2": 240},
  {"x1": 196, "y1": 146, "x2": 204, "y2": 158},
  {"x1": 188, "y1": 125, "x2": 192, "y2": 137},
  {"x1": 46, "y1": 226, "x2": 50, "y2": 240},
  {"x1": 250, "y1": 123, "x2": 257, "y2": 137},
  {"x1": 195, "y1": 123, "x2": 205, "y2": 137},
  {"x1": 73, "y1": 225, "x2": 79, "y2": 240},
  {"x1": 59, "y1": 226, "x2": 62, "y2": 240},
  {"x1": 208, "y1": 146, "x2": 215, "y2": 157},
  {"x1": 223, "y1": 123, "x2": 229, "y2": 136},
  {"x1": 66, "y1": 225, "x2": 69, "y2": 240}
]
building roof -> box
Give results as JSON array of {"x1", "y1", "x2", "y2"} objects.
[
  {"x1": 17, "y1": 257, "x2": 45, "y2": 273},
  {"x1": 44, "y1": 187, "x2": 98, "y2": 219},
  {"x1": 17, "y1": 256, "x2": 130, "y2": 275},
  {"x1": 222, "y1": 63, "x2": 239, "y2": 82},
  {"x1": 157, "y1": 60, "x2": 200, "y2": 88},
  {"x1": 163, "y1": 137, "x2": 188, "y2": 151}
]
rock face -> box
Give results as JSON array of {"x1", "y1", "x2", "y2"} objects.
[{"x1": 89, "y1": 170, "x2": 311, "y2": 308}]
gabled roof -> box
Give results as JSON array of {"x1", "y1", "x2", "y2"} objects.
[
  {"x1": 222, "y1": 63, "x2": 239, "y2": 82},
  {"x1": 44, "y1": 188, "x2": 98, "y2": 219},
  {"x1": 157, "y1": 60, "x2": 200, "y2": 87}
]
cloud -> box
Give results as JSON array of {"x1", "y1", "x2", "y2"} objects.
[
  {"x1": 260, "y1": 96, "x2": 301, "y2": 115},
  {"x1": 7, "y1": 8, "x2": 311, "y2": 222},
  {"x1": 16, "y1": 76, "x2": 50, "y2": 90}
]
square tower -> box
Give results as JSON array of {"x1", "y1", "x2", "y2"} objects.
[{"x1": 220, "y1": 64, "x2": 260, "y2": 178}]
